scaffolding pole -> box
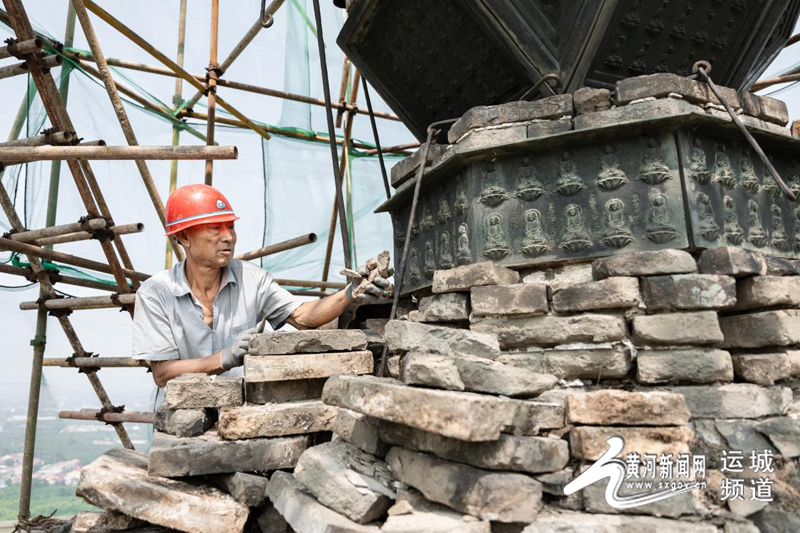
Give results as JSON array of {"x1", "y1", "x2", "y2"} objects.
[
  {"x1": 0, "y1": 145, "x2": 237, "y2": 162},
  {"x1": 205, "y1": 0, "x2": 219, "y2": 185},
  {"x1": 166, "y1": 0, "x2": 187, "y2": 270}
]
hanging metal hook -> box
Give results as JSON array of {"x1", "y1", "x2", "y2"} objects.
[
  {"x1": 518, "y1": 74, "x2": 563, "y2": 102},
  {"x1": 260, "y1": 0, "x2": 274, "y2": 28}
]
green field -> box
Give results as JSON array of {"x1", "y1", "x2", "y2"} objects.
[{"x1": 0, "y1": 483, "x2": 94, "y2": 521}]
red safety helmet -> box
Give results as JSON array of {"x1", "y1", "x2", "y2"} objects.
[{"x1": 164, "y1": 184, "x2": 240, "y2": 236}]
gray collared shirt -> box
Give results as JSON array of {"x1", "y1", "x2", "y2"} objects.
[{"x1": 131, "y1": 259, "x2": 302, "y2": 406}]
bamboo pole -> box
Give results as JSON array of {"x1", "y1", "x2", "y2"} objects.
[
  {"x1": 0, "y1": 37, "x2": 42, "y2": 59},
  {"x1": 275, "y1": 278, "x2": 346, "y2": 289},
  {"x1": 0, "y1": 55, "x2": 62, "y2": 80},
  {"x1": 9, "y1": 218, "x2": 107, "y2": 243},
  {"x1": 204, "y1": 0, "x2": 220, "y2": 185},
  {"x1": 335, "y1": 56, "x2": 351, "y2": 128},
  {"x1": 60, "y1": 410, "x2": 154, "y2": 424},
  {"x1": 44, "y1": 358, "x2": 150, "y2": 368},
  {"x1": 0, "y1": 263, "x2": 123, "y2": 292},
  {"x1": 364, "y1": 142, "x2": 419, "y2": 156},
  {"x1": 751, "y1": 72, "x2": 800, "y2": 92},
  {"x1": 235, "y1": 232, "x2": 317, "y2": 261},
  {"x1": 0, "y1": 130, "x2": 74, "y2": 147},
  {"x1": 20, "y1": 293, "x2": 136, "y2": 311},
  {"x1": 0, "y1": 145, "x2": 237, "y2": 162},
  {"x1": 288, "y1": 289, "x2": 331, "y2": 298},
  {"x1": 788, "y1": 32, "x2": 799, "y2": 47},
  {"x1": 83, "y1": 0, "x2": 272, "y2": 141},
  {"x1": 0, "y1": 237, "x2": 151, "y2": 282},
  {"x1": 36, "y1": 222, "x2": 144, "y2": 247}
]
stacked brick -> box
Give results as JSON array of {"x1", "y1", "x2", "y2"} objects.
[{"x1": 72, "y1": 330, "x2": 375, "y2": 533}]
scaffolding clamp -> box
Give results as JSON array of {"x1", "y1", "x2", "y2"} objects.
[
  {"x1": 96, "y1": 404, "x2": 125, "y2": 426},
  {"x1": 205, "y1": 62, "x2": 222, "y2": 95}
]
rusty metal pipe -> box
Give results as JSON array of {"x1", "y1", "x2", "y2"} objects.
[
  {"x1": 0, "y1": 37, "x2": 42, "y2": 59},
  {"x1": 0, "y1": 130, "x2": 74, "y2": 147},
  {"x1": 9, "y1": 218, "x2": 107, "y2": 243},
  {"x1": 235, "y1": 233, "x2": 317, "y2": 261},
  {"x1": 20, "y1": 293, "x2": 136, "y2": 311},
  {"x1": 276, "y1": 278, "x2": 347, "y2": 290},
  {"x1": 0, "y1": 54, "x2": 62, "y2": 80},
  {"x1": 45, "y1": 358, "x2": 150, "y2": 368},
  {"x1": 0, "y1": 145, "x2": 237, "y2": 163},
  {"x1": 60, "y1": 410, "x2": 154, "y2": 424},
  {"x1": 34, "y1": 222, "x2": 144, "y2": 247}
]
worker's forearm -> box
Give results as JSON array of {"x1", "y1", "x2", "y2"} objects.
[
  {"x1": 289, "y1": 291, "x2": 350, "y2": 329},
  {"x1": 151, "y1": 351, "x2": 224, "y2": 387}
]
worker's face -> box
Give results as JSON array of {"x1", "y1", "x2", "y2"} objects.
[{"x1": 179, "y1": 221, "x2": 237, "y2": 268}]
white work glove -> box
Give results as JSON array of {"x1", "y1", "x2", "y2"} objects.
[
  {"x1": 220, "y1": 326, "x2": 258, "y2": 370},
  {"x1": 345, "y1": 264, "x2": 392, "y2": 305}
]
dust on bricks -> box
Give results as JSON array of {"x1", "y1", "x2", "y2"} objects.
[
  {"x1": 565, "y1": 390, "x2": 691, "y2": 426},
  {"x1": 164, "y1": 373, "x2": 243, "y2": 409}
]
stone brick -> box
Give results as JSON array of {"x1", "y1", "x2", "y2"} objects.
[
  {"x1": 153, "y1": 406, "x2": 214, "y2": 438},
  {"x1": 385, "y1": 447, "x2": 542, "y2": 523},
  {"x1": 470, "y1": 283, "x2": 549, "y2": 318},
  {"x1": 521, "y1": 262, "x2": 594, "y2": 291},
  {"x1": 266, "y1": 471, "x2": 380, "y2": 533},
  {"x1": 498, "y1": 345, "x2": 632, "y2": 380},
  {"x1": 573, "y1": 87, "x2": 612, "y2": 115},
  {"x1": 697, "y1": 247, "x2": 767, "y2": 277},
  {"x1": 755, "y1": 417, "x2": 800, "y2": 458},
  {"x1": 402, "y1": 352, "x2": 558, "y2": 398},
  {"x1": 592, "y1": 249, "x2": 697, "y2": 280},
  {"x1": 734, "y1": 276, "x2": 800, "y2": 311},
  {"x1": 391, "y1": 144, "x2": 447, "y2": 189},
  {"x1": 764, "y1": 256, "x2": 799, "y2": 276},
  {"x1": 417, "y1": 293, "x2": 470, "y2": 323},
  {"x1": 256, "y1": 505, "x2": 290, "y2": 533},
  {"x1": 719, "y1": 310, "x2": 800, "y2": 348},
  {"x1": 384, "y1": 320, "x2": 500, "y2": 358},
  {"x1": 332, "y1": 408, "x2": 390, "y2": 457},
  {"x1": 573, "y1": 98, "x2": 705, "y2": 130},
  {"x1": 751, "y1": 504, "x2": 800, "y2": 533},
  {"x1": 551, "y1": 277, "x2": 641, "y2": 312},
  {"x1": 382, "y1": 509, "x2": 490, "y2": 533},
  {"x1": 582, "y1": 475, "x2": 701, "y2": 517},
  {"x1": 294, "y1": 440, "x2": 395, "y2": 524},
  {"x1": 793, "y1": 119, "x2": 800, "y2": 138},
  {"x1": 632, "y1": 311, "x2": 723, "y2": 346},
  {"x1": 218, "y1": 400, "x2": 337, "y2": 439},
  {"x1": 636, "y1": 349, "x2": 733, "y2": 384},
  {"x1": 666, "y1": 384, "x2": 792, "y2": 419},
  {"x1": 788, "y1": 349, "x2": 800, "y2": 377},
  {"x1": 77, "y1": 448, "x2": 249, "y2": 533},
  {"x1": 164, "y1": 373, "x2": 242, "y2": 409},
  {"x1": 565, "y1": 390, "x2": 690, "y2": 426},
  {"x1": 244, "y1": 350, "x2": 373, "y2": 382},
  {"x1": 245, "y1": 378, "x2": 326, "y2": 404},
  {"x1": 249, "y1": 330, "x2": 367, "y2": 355},
  {"x1": 732, "y1": 353, "x2": 792, "y2": 386},
  {"x1": 212, "y1": 472, "x2": 268, "y2": 507},
  {"x1": 377, "y1": 419, "x2": 568, "y2": 474},
  {"x1": 147, "y1": 430, "x2": 307, "y2": 477},
  {"x1": 432, "y1": 262, "x2": 519, "y2": 293},
  {"x1": 521, "y1": 512, "x2": 718, "y2": 533},
  {"x1": 511, "y1": 400, "x2": 566, "y2": 433},
  {"x1": 322, "y1": 375, "x2": 518, "y2": 442},
  {"x1": 527, "y1": 119, "x2": 573, "y2": 140},
  {"x1": 570, "y1": 426, "x2": 694, "y2": 461},
  {"x1": 692, "y1": 420, "x2": 776, "y2": 471},
  {"x1": 737, "y1": 91, "x2": 789, "y2": 126},
  {"x1": 71, "y1": 511, "x2": 143, "y2": 533},
  {"x1": 616, "y1": 73, "x2": 741, "y2": 109},
  {"x1": 641, "y1": 274, "x2": 736, "y2": 311},
  {"x1": 471, "y1": 314, "x2": 627, "y2": 349},
  {"x1": 448, "y1": 95, "x2": 573, "y2": 144}
]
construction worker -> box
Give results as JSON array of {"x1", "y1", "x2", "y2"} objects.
[{"x1": 131, "y1": 184, "x2": 389, "y2": 407}]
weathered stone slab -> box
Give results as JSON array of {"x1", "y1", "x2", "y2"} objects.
[
  {"x1": 616, "y1": 73, "x2": 741, "y2": 108},
  {"x1": 570, "y1": 426, "x2": 694, "y2": 461},
  {"x1": 322, "y1": 375, "x2": 517, "y2": 442},
  {"x1": 244, "y1": 351, "x2": 373, "y2": 382},
  {"x1": 632, "y1": 311, "x2": 724, "y2": 346},
  {"x1": 751, "y1": 504, "x2": 800, "y2": 533},
  {"x1": 385, "y1": 447, "x2": 542, "y2": 523},
  {"x1": 267, "y1": 471, "x2": 380, "y2": 533},
  {"x1": 402, "y1": 352, "x2": 558, "y2": 398},
  {"x1": 245, "y1": 378, "x2": 326, "y2": 404},
  {"x1": 381, "y1": 508, "x2": 490, "y2": 533},
  {"x1": 71, "y1": 511, "x2": 143, "y2": 533},
  {"x1": 522, "y1": 511, "x2": 718, "y2": 533},
  {"x1": 294, "y1": 440, "x2": 395, "y2": 524},
  {"x1": 582, "y1": 475, "x2": 701, "y2": 517},
  {"x1": 471, "y1": 314, "x2": 627, "y2": 349},
  {"x1": 391, "y1": 144, "x2": 447, "y2": 189},
  {"x1": 417, "y1": 293, "x2": 470, "y2": 323},
  {"x1": 522, "y1": 262, "x2": 594, "y2": 291},
  {"x1": 511, "y1": 400, "x2": 566, "y2": 433},
  {"x1": 666, "y1": 384, "x2": 792, "y2": 419},
  {"x1": 212, "y1": 472, "x2": 268, "y2": 507},
  {"x1": 218, "y1": 400, "x2": 337, "y2": 439},
  {"x1": 734, "y1": 276, "x2": 800, "y2": 311},
  {"x1": 249, "y1": 330, "x2": 367, "y2": 355},
  {"x1": 738, "y1": 91, "x2": 789, "y2": 126},
  {"x1": 448, "y1": 95, "x2": 573, "y2": 144},
  {"x1": 384, "y1": 320, "x2": 500, "y2": 358},
  {"x1": 592, "y1": 249, "x2": 697, "y2": 280},
  {"x1": 573, "y1": 98, "x2": 705, "y2": 130},
  {"x1": 378, "y1": 419, "x2": 568, "y2": 474},
  {"x1": 641, "y1": 274, "x2": 736, "y2": 312},
  {"x1": 76, "y1": 448, "x2": 249, "y2": 533},
  {"x1": 788, "y1": 349, "x2": 800, "y2": 377},
  {"x1": 432, "y1": 262, "x2": 519, "y2": 294},
  {"x1": 148, "y1": 430, "x2": 307, "y2": 477},
  {"x1": 692, "y1": 420, "x2": 776, "y2": 471},
  {"x1": 551, "y1": 277, "x2": 641, "y2": 313},
  {"x1": 636, "y1": 349, "x2": 733, "y2": 384},
  {"x1": 755, "y1": 417, "x2": 800, "y2": 458},
  {"x1": 719, "y1": 310, "x2": 800, "y2": 348},
  {"x1": 164, "y1": 373, "x2": 242, "y2": 409},
  {"x1": 153, "y1": 407, "x2": 214, "y2": 438},
  {"x1": 470, "y1": 283, "x2": 549, "y2": 318},
  {"x1": 731, "y1": 353, "x2": 792, "y2": 386},
  {"x1": 332, "y1": 408, "x2": 390, "y2": 457},
  {"x1": 498, "y1": 345, "x2": 632, "y2": 380},
  {"x1": 697, "y1": 247, "x2": 767, "y2": 278},
  {"x1": 565, "y1": 390, "x2": 690, "y2": 426},
  {"x1": 573, "y1": 87, "x2": 611, "y2": 115},
  {"x1": 765, "y1": 256, "x2": 800, "y2": 276}
]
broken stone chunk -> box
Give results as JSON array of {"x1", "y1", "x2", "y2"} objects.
[
  {"x1": 664, "y1": 384, "x2": 792, "y2": 419},
  {"x1": 521, "y1": 262, "x2": 594, "y2": 291},
  {"x1": 471, "y1": 314, "x2": 627, "y2": 349},
  {"x1": 719, "y1": 310, "x2": 800, "y2": 348},
  {"x1": 385, "y1": 446, "x2": 543, "y2": 523},
  {"x1": 521, "y1": 511, "x2": 718, "y2": 532},
  {"x1": 432, "y1": 262, "x2": 519, "y2": 294},
  {"x1": 592, "y1": 249, "x2": 697, "y2": 280},
  {"x1": 294, "y1": 439, "x2": 396, "y2": 524},
  {"x1": 244, "y1": 350, "x2": 373, "y2": 382},
  {"x1": 153, "y1": 406, "x2": 214, "y2": 438},
  {"x1": 616, "y1": 73, "x2": 741, "y2": 109},
  {"x1": 754, "y1": 417, "x2": 800, "y2": 458},
  {"x1": 391, "y1": 144, "x2": 447, "y2": 189},
  {"x1": 384, "y1": 320, "x2": 500, "y2": 358},
  {"x1": 641, "y1": 274, "x2": 736, "y2": 311},
  {"x1": 417, "y1": 293, "x2": 470, "y2": 323},
  {"x1": 76, "y1": 448, "x2": 248, "y2": 533},
  {"x1": 245, "y1": 378, "x2": 326, "y2": 404},
  {"x1": 632, "y1": 311, "x2": 723, "y2": 346},
  {"x1": 737, "y1": 91, "x2": 789, "y2": 126},
  {"x1": 569, "y1": 426, "x2": 694, "y2": 461},
  {"x1": 212, "y1": 472, "x2": 268, "y2": 507},
  {"x1": 734, "y1": 276, "x2": 800, "y2": 311},
  {"x1": 565, "y1": 390, "x2": 691, "y2": 426},
  {"x1": 636, "y1": 349, "x2": 733, "y2": 384},
  {"x1": 249, "y1": 330, "x2": 368, "y2": 355},
  {"x1": 697, "y1": 247, "x2": 767, "y2": 277},
  {"x1": 332, "y1": 408, "x2": 390, "y2": 457},
  {"x1": 573, "y1": 87, "x2": 612, "y2": 115},
  {"x1": 71, "y1": 511, "x2": 143, "y2": 533},
  {"x1": 731, "y1": 353, "x2": 792, "y2": 386},
  {"x1": 218, "y1": 400, "x2": 337, "y2": 439},
  {"x1": 469, "y1": 283, "x2": 549, "y2": 318},
  {"x1": 551, "y1": 277, "x2": 641, "y2": 313},
  {"x1": 164, "y1": 373, "x2": 242, "y2": 409}
]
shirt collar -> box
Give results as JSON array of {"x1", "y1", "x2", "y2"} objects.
[{"x1": 172, "y1": 260, "x2": 237, "y2": 298}]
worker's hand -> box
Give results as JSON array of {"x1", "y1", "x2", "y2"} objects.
[
  {"x1": 220, "y1": 326, "x2": 258, "y2": 370},
  {"x1": 345, "y1": 262, "x2": 393, "y2": 305}
]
